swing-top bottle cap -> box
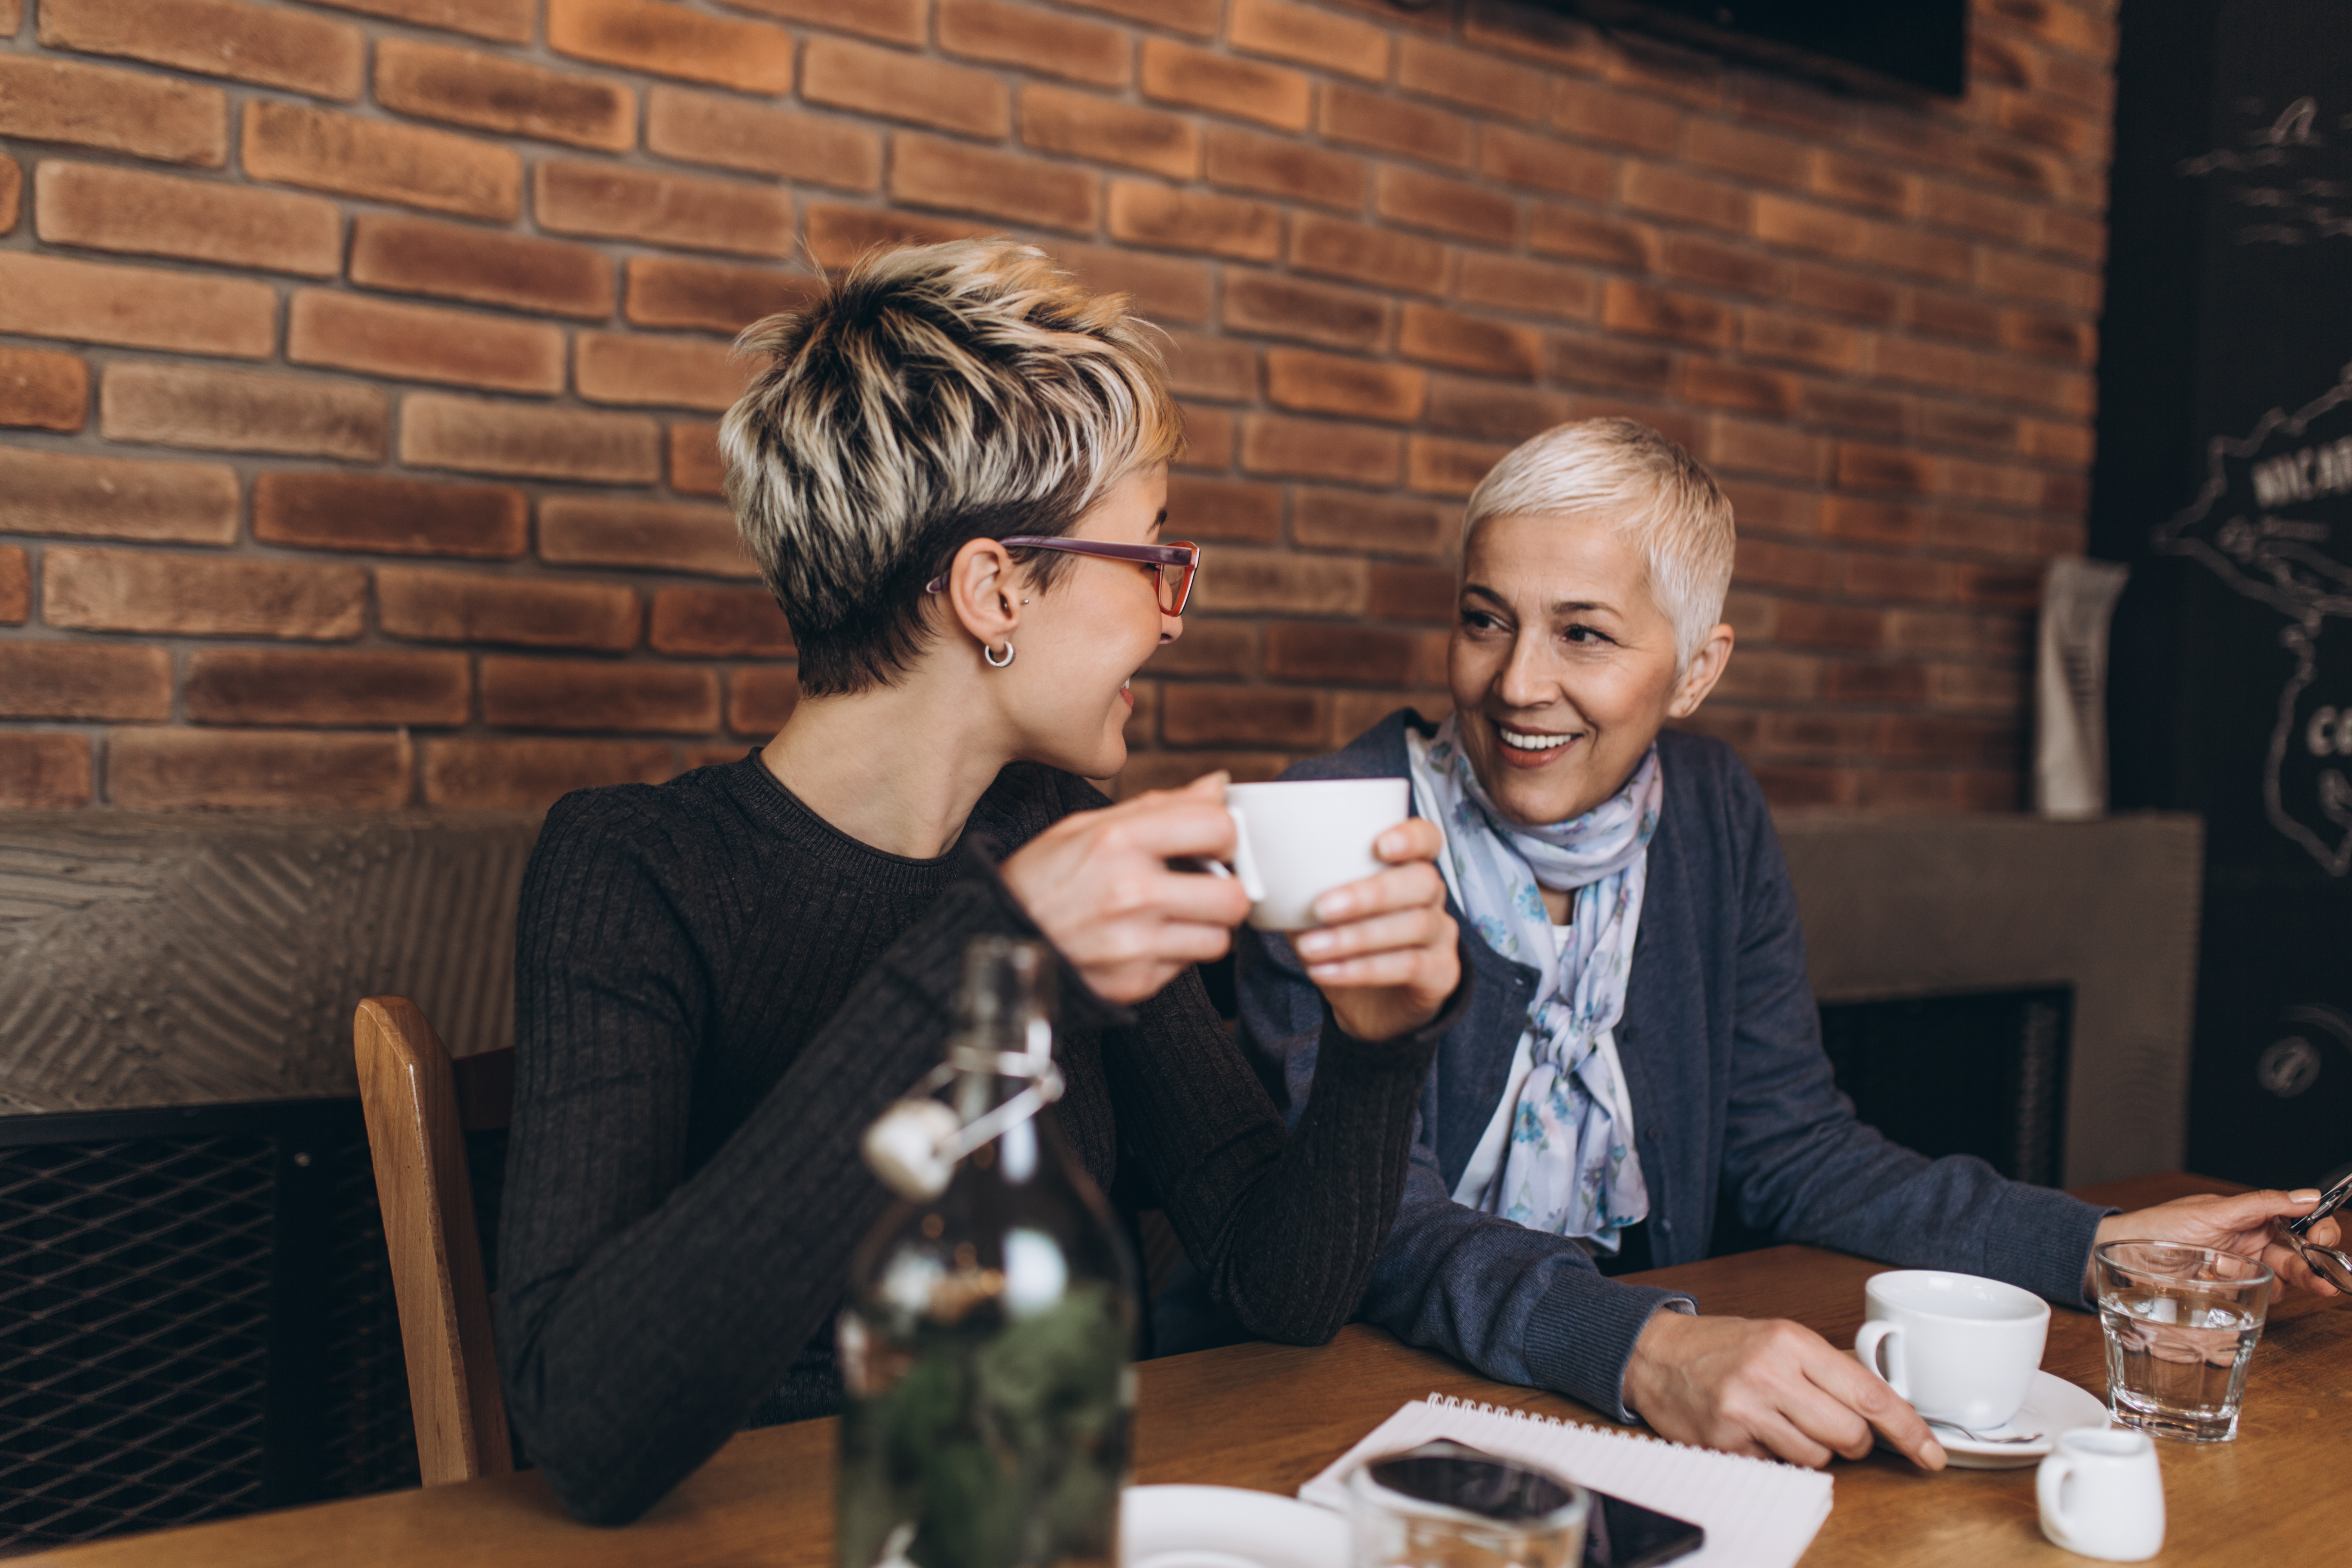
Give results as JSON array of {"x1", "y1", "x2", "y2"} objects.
[
  {"x1": 956, "y1": 936, "x2": 1055, "y2": 1048},
  {"x1": 860, "y1": 938, "x2": 1062, "y2": 1200}
]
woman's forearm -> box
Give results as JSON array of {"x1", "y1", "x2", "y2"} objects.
[{"x1": 1119, "y1": 966, "x2": 1467, "y2": 1347}]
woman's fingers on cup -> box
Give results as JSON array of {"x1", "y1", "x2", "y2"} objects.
[
  {"x1": 1060, "y1": 915, "x2": 1234, "y2": 1003},
  {"x1": 1372, "y1": 816, "x2": 1444, "y2": 865},
  {"x1": 1308, "y1": 860, "x2": 1444, "y2": 925},
  {"x1": 1142, "y1": 915, "x2": 1240, "y2": 965},
  {"x1": 1103, "y1": 796, "x2": 1242, "y2": 865},
  {"x1": 1295, "y1": 906, "x2": 1447, "y2": 968},
  {"x1": 1129, "y1": 864, "x2": 1253, "y2": 927},
  {"x1": 1302, "y1": 942, "x2": 1445, "y2": 988},
  {"x1": 1127, "y1": 771, "x2": 1228, "y2": 805}
]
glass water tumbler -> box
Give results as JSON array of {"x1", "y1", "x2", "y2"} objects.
[
  {"x1": 836, "y1": 938, "x2": 1138, "y2": 1568},
  {"x1": 1347, "y1": 1442, "x2": 1590, "y2": 1568},
  {"x1": 2094, "y1": 1240, "x2": 2273, "y2": 1442}
]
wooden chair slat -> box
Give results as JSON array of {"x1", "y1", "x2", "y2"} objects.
[{"x1": 355, "y1": 996, "x2": 514, "y2": 1486}]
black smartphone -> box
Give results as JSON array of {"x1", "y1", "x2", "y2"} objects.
[{"x1": 1365, "y1": 1441, "x2": 1706, "y2": 1568}]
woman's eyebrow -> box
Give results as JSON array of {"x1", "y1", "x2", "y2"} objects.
[{"x1": 1461, "y1": 581, "x2": 1618, "y2": 616}]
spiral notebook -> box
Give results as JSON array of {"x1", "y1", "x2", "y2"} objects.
[{"x1": 1298, "y1": 1395, "x2": 1834, "y2": 1568}]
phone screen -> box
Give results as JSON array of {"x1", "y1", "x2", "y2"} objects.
[{"x1": 1580, "y1": 1485, "x2": 1706, "y2": 1568}]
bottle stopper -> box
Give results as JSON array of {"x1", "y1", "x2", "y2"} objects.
[{"x1": 861, "y1": 1099, "x2": 962, "y2": 1201}]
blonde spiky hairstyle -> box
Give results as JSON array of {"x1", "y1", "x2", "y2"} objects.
[
  {"x1": 1462, "y1": 418, "x2": 1737, "y2": 673},
  {"x1": 721, "y1": 238, "x2": 1182, "y2": 695}
]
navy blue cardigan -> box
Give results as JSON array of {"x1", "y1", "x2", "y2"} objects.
[{"x1": 1234, "y1": 710, "x2": 2110, "y2": 1421}]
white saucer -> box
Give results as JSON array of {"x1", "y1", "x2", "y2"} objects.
[
  {"x1": 1122, "y1": 1484, "x2": 1348, "y2": 1568},
  {"x1": 1847, "y1": 1350, "x2": 2112, "y2": 1469}
]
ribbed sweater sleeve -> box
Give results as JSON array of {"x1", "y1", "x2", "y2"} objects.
[
  {"x1": 497, "y1": 793, "x2": 1047, "y2": 1527},
  {"x1": 1112, "y1": 971, "x2": 1461, "y2": 1348}
]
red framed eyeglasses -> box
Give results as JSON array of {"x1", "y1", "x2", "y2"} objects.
[{"x1": 925, "y1": 536, "x2": 1201, "y2": 616}]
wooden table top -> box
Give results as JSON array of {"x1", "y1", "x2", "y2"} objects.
[{"x1": 30, "y1": 1171, "x2": 2349, "y2": 1567}]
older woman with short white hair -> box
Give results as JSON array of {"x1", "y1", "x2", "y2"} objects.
[{"x1": 1227, "y1": 417, "x2": 2342, "y2": 1471}]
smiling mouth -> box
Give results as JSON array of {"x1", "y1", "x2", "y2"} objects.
[{"x1": 1497, "y1": 725, "x2": 1580, "y2": 754}]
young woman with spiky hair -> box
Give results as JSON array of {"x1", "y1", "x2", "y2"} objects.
[{"x1": 496, "y1": 240, "x2": 1466, "y2": 1525}]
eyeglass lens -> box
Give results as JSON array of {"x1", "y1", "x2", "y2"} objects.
[{"x1": 1156, "y1": 547, "x2": 1198, "y2": 616}]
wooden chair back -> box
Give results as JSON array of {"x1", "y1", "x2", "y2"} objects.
[{"x1": 353, "y1": 996, "x2": 515, "y2": 1485}]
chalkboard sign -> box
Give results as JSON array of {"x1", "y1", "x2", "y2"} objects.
[{"x1": 2093, "y1": 0, "x2": 2352, "y2": 1185}]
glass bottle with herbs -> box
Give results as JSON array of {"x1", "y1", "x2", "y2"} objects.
[{"x1": 838, "y1": 936, "x2": 1136, "y2": 1568}]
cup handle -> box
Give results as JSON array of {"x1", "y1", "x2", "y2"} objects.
[
  {"x1": 1225, "y1": 805, "x2": 1267, "y2": 903},
  {"x1": 2036, "y1": 1451, "x2": 2078, "y2": 1544},
  {"x1": 1854, "y1": 1321, "x2": 1908, "y2": 1400}
]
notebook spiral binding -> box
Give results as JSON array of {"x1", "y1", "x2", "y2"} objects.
[{"x1": 1421, "y1": 1392, "x2": 1821, "y2": 1475}]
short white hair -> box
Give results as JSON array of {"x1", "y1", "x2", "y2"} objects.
[{"x1": 1462, "y1": 418, "x2": 1736, "y2": 670}]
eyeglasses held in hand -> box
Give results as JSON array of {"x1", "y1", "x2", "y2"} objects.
[{"x1": 925, "y1": 536, "x2": 1200, "y2": 617}]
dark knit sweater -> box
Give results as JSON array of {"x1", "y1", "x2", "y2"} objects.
[{"x1": 498, "y1": 753, "x2": 1456, "y2": 1525}]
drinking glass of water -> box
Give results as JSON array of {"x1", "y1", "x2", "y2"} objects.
[
  {"x1": 2094, "y1": 1240, "x2": 2274, "y2": 1442},
  {"x1": 1347, "y1": 1442, "x2": 1589, "y2": 1568}
]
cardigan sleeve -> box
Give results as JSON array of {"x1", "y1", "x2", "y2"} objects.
[
  {"x1": 1234, "y1": 924, "x2": 1694, "y2": 1421},
  {"x1": 1706, "y1": 762, "x2": 2113, "y2": 1308},
  {"x1": 1106, "y1": 959, "x2": 1463, "y2": 1348}
]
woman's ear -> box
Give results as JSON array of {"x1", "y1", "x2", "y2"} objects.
[
  {"x1": 940, "y1": 536, "x2": 1024, "y2": 646},
  {"x1": 1665, "y1": 623, "x2": 1735, "y2": 719}
]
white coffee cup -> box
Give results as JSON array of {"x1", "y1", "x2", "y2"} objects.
[
  {"x1": 1853, "y1": 1269, "x2": 2049, "y2": 1431},
  {"x1": 2037, "y1": 1427, "x2": 2165, "y2": 1562},
  {"x1": 1219, "y1": 778, "x2": 1411, "y2": 932}
]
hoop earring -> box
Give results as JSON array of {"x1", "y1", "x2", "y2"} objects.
[{"x1": 984, "y1": 640, "x2": 1015, "y2": 668}]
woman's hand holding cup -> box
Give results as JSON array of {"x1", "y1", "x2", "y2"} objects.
[
  {"x1": 1290, "y1": 817, "x2": 1460, "y2": 1043},
  {"x1": 999, "y1": 773, "x2": 1254, "y2": 1006},
  {"x1": 1000, "y1": 771, "x2": 1459, "y2": 1035}
]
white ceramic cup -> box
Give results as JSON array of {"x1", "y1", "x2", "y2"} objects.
[
  {"x1": 1853, "y1": 1269, "x2": 2049, "y2": 1431},
  {"x1": 2037, "y1": 1427, "x2": 2165, "y2": 1562},
  {"x1": 1220, "y1": 778, "x2": 1412, "y2": 932}
]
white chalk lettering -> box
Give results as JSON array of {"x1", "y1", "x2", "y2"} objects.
[
  {"x1": 2308, "y1": 704, "x2": 2352, "y2": 756},
  {"x1": 2252, "y1": 436, "x2": 2352, "y2": 509}
]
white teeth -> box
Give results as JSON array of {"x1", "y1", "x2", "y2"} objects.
[{"x1": 1499, "y1": 728, "x2": 1576, "y2": 751}]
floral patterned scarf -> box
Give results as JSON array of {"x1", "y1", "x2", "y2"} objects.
[{"x1": 1406, "y1": 715, "x2": 1662, "y2": 1250}]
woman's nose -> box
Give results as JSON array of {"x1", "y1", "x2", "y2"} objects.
[
  {"x1": 1496, "y1": 631, "x2": 1552, "y2": 704},
  {"x1": 1160, "y1": 611, "x2": 1185, "y2": 644}
]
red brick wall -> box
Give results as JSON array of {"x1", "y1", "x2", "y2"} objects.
[{"x1": 0, "y1": 0, "x2": 2113, "y2": 812}]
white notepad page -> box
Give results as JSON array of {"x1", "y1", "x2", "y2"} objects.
[{"x1": 1297, "y1": 1395, "x2": 1834, "y2": 1568}]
